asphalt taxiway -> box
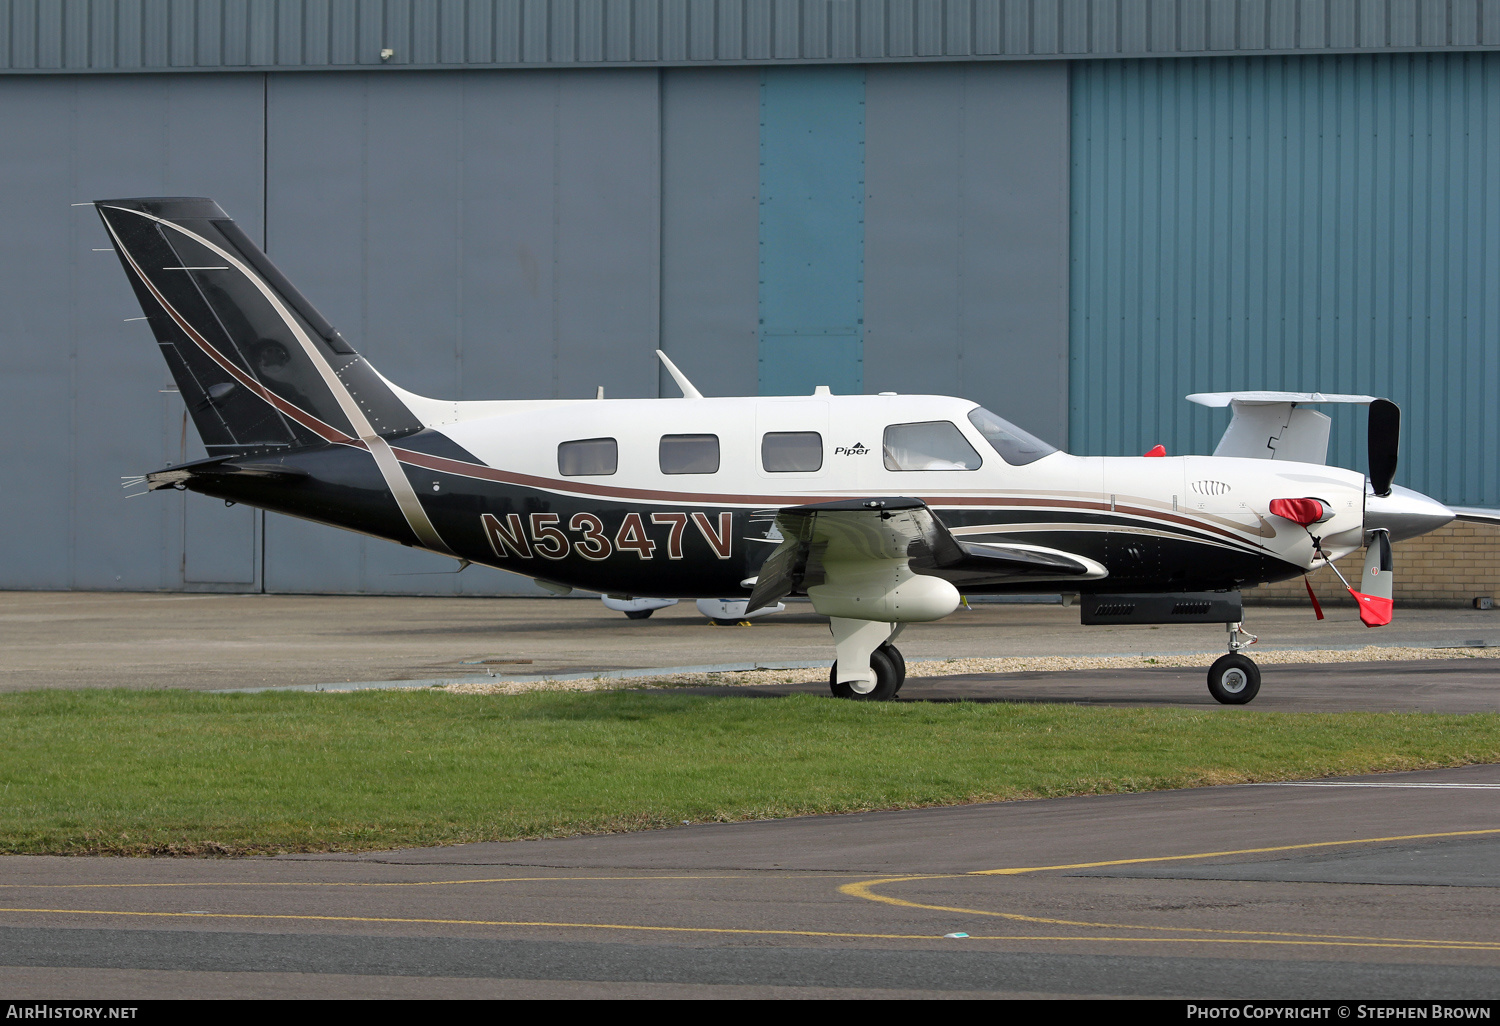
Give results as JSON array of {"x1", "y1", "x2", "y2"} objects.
[
  {"x1": 2, "y1": 764, "x2": 1498, "y2": 998},
  {"x1": 5, "y1": 591, "x2": 1499, "y2": 691},
  {"x1": 691, "y1": 657, "x2": 1500, "y2": 712}
]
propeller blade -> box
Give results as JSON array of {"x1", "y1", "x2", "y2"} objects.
[
  {"x1": 1367, "y1": 399, "x2": 1400, "y2": 497},
  {"x1": 1349, "y1": 529, "x2": 1394, "y2": 627}
]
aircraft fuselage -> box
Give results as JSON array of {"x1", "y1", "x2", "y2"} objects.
[{"x1": 175, "y1": 392, "x2": 1369, "y2": 598}]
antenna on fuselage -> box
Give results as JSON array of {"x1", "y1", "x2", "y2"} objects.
[
  {"x1": 655, "y1": 349, "x2": 704, "y2": 399},
  {"x1": 596, "y1": 386, "x2": 604, "y2": 399}
]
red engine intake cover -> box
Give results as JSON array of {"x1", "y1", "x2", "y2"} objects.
[{"x1": 1268, "y1": 497, "x2": 1327, "y2": 526}]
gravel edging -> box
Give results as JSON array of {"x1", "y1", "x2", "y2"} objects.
[{"x1": 432, "y1": 645, "x2": 1496, "y2": 696}]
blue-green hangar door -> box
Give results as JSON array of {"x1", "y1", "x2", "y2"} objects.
[
  {"x1": 758, "y1": 68, "x2": 866, "y2": 397},
  {"x1": 751, "y1": 62, "x2": 1072, "y2": 442},
  {"x1": 1069, "y1": 53, "x2": 1500, "y2": 507}
]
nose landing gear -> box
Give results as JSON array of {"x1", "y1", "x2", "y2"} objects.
[{"x1": 1207, "y1": 622, "x2": 1261, "y2": 704}]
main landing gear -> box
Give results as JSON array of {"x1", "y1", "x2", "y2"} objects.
[
  {"x1": 829, "y1": 642, "x2": 907, "y2": 701},
  {"x1": 827, "y1": 618, "x2": 909, "y2": 701},
  {"x1": 1207, "y1": 622, "x2": 1261, "y2": 705}
]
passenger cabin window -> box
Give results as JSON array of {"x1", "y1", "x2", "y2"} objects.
[
  {"x1": 883, "y1": 421, "x2": 982, "y2": 471},
  {"x1": 660, "y1": 433, "x2": 720, "y2": 475},
  {"x1": 761, "y1": 431, "x2": 823, "y2": 473},
  {"x1": 557, "y1": 437, "x2": 618, "y2": 477},
  {"x1": 966, "y1": 407, "x2": 1056, "y2": 466}
]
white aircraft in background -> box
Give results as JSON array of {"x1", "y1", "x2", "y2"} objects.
[
  {"x1": 600, "y1": 595, "x2": 787, "y2": 624},
  {"x1": 98, "y1": 197, "x2": 1495, "y2": 704}
]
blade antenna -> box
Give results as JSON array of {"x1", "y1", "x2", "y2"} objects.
[{"x1": 655, "y1": 350, "x2": 703, "y2": 399}]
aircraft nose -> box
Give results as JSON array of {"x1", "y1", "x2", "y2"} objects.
[{"x1": 1364, "y1": 483, "x2": 1455, "y2": 543}]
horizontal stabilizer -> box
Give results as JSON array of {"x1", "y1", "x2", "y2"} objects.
[{"x1": 145, "y1": 453, "x2": 311, "y2": 491}]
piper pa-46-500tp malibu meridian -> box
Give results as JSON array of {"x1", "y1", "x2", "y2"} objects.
[{"x1": 97, "y1": 197, "x2": 1500, "y2": 705}]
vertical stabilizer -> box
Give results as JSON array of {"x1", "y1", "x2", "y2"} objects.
[{"x1": 96, "y1": 197, "x2": 424, "y2": 458}]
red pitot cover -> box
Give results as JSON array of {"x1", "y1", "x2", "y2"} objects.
[
  {"x1": 1349, "y1": 590, "x2": 1394, "y2": 627},
  {"x1": 1269, "y1": 497, "x2": 1327, "y2": 526}
]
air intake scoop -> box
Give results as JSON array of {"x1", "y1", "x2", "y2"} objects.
[{"x1": 1268, "y1": 498, "x2": 1328, "y2": 526}]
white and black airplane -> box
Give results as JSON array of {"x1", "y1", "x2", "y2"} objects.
[{"x1": 97, "y1": 197, "x2": 1495, "y2": 704}]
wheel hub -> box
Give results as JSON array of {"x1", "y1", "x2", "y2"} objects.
[{"x1": 1220, "y1": 668, "x2": 1248, "y2": 693}]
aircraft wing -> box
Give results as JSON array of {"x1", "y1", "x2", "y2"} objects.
[
  {"x1": 745, "y1": 497, "x2": 1098, "y2": 613},
  {"x1": 1185, "y1": 391, "x2": 1383, "y2": 464},
  {"x1": 1450, "y1": 507, "x2": 1500, "y2": 527},
  {"x1": 1185, "y1": 391, "x2": 1381, "y2": 407}
]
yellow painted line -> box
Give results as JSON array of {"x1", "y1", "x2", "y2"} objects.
[
  {"x1": 968, "y1": 827, "x2": 1500, "y2": 876},
  {"x1": 838, "y1": 878, "x2": 1498, "y2": 948},
  {"x1": 959, "y1": 936, "x2": 1500, "y2": 952},
  {"x1": 0, "y1": 906, "x2": 962, "y2": 942},
  {"x1": 0, "y1": 874, "x2": 766, "y2": 890},
  {"x1": 0, "y1": 906, "x2": 1496, "y2": 952},
  {"x1": 839, "y1": 827, "x2": 1500, "y2": 951}
]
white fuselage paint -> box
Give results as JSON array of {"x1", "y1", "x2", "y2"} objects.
[{"x1": 416, "y1": 391, "x2": 1369, "y2": 575}]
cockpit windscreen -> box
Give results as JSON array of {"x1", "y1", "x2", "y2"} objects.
[{"x1": 966, "y1": 407, "x2": 1057, "y2": 466}]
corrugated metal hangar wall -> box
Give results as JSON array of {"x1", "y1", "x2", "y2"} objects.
[
  {"x1": 0, "y1": 0, "x2": 1496, "y2": 595},
  {"x1": 1071, "y1": 51, "x2": 1500, "y2": 508}
]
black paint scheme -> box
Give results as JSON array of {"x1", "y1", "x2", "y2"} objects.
[{"x1": 156, "y1": 440, "x2": 1306, "y2": 600}]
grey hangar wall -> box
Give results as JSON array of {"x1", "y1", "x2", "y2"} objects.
[{"x1": 0, "y1": 63, "x2": 1070, "y2": 594}]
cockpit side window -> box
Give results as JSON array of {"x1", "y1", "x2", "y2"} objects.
[
  {"x1": 966, "y1": 407, "x2": 1056, "y2": 466},
  {"x1": 882, "y1": 422, "x2": 982, "y2": 471},
  {"x1": 660, "y1": 433, "x2": 720, "y2": 474},
  {"x1": 558, "y1": 437, "x2": 618, "y2": 476},
  {"x1": 761, "y1": 431, "x2": 823, "y2": 472}
]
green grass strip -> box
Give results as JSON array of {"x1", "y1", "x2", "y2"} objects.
[{"x1": 1, "y1": 689, "x2": 1496, "y2": 857}]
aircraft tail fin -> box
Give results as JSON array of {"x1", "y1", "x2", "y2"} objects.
[{"x1": 95, "y1": 197, "x2": 424, "y2": 458}]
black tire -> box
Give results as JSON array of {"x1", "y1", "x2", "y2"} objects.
[
  {"x1": 1207, "y1": 653, "x2": 1261, "y2": 705},
  {"x1": 830, "y1": 647, "x2": 902, "y2": 701},
  {"x1": 879, "y1": 643, "x2": 907, "y2": 692},
  {"x1": 623, "y1": 609, "x2": 654, "y2": 620},
  {"x1": 712, "y1": 618, "x2": 741, "y2": 626}
]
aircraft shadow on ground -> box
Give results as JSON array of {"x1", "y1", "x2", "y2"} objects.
[
  {"x1": 665, "y1": 685, "x2": 1218, "y2": 706},
  {"x1": 355, "y1": 615, "x2": 834, "y2": 638}
]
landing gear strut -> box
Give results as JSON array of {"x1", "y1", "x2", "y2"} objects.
[{"x1": 1207, "y1": 622, "x2": 1261, "y2": 705}]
